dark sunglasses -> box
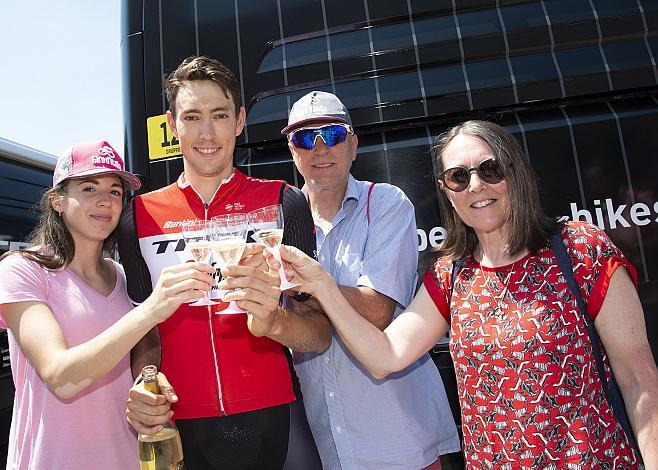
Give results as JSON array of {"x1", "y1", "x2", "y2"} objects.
[
  {"x1": 289, "y1": 124, "x2": 353, "y2": 150},
  {"x1": 438, "y1": 158, "x2": 505, "y2": 192}
]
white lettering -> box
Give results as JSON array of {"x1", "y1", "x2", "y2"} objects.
[
  {"x1": 417, "y1": 197, "x2": 658, "y2": 253},
  {"x1": 429, "y1": 226, "x2": 446, "y2": 248},
  {"x1": 593, "y1": 199, "x2": 605, "y2": 229},
  {"x1": 417, "y1": 229, "x2": 428, "y2": 252},
  {"x1": 92, "y1": 154, "x2": 122, "y2": 170},
  {"x1": 570, "y1": 203, "x2": 593, "y2": 224},
  {"x1": 630, "y1": 202, "x2": 651, "y2": 226},
  {"x1": 605, "y1": 198, "x2": 630, "y2": 228}
]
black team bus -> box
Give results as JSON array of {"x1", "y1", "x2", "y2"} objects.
[
  {"x1": 0, "y1": 137, "x2": 56, "y2": 465},
  {"x1": 121, "y1": 1, "x2": 658, "y2": 466}
]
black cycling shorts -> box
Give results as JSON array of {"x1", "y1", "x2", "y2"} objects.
[{"x1": 176, "y1": 404, "x2": 290, "y2": 470}]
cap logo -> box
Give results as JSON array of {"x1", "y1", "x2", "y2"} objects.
[
  {"x1": 92, "y1": 145, "x2": 122, "y2": 170},
  {"x1": 303, "y1": 104, "x2": 328, "y2": 117}
]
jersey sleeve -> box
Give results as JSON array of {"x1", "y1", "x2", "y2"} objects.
[
  {"x1": 0, "y1": 254, "x2": 49, "y2": 328},
  {"x1": 421, "y1": 258, "x2": 452, "y2": 325},
  {"x1": 281, "y1": 184, "x2": 316, "y2": 259},
  {"x1": 356, "y1": 184, "x2": 418, "y2": 308},
  {"x1": 117, "y1": 199, "x2": 154, "y2": 305},
  {"x1": 563, "y1": 221, "x2": 638, "y2": 320}
]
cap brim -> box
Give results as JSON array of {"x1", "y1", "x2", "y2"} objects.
[
  {"x1": 281, "y1": 116, "x2": 348, "y2": 135},
  {"x1": 59, "y1": 168, "x2": 142, "y2": 191}
]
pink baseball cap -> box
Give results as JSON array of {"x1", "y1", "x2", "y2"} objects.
[{"x1": 53, "y1": 140, "x2": 141, "y2": 190}]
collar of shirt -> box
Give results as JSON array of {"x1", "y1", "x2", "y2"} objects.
[{"x1": 302, "y1": 174, "x2": 360, "y2": 251}]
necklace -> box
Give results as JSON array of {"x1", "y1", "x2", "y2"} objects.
[{"x1": 481, "y1": 259, "x2": 517, "y2": 318}]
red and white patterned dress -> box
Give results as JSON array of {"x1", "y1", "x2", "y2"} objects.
[{"x1": 423, "y1": 221, "x2": 642, "y2": 468}]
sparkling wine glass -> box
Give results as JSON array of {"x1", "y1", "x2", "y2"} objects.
[
  {"x1": 248, "y1": 204, "x2": 299, "y2": 290},
  {"x1": 181, "y1": 219, "x2": 218, "y2": 306},
  {"x1": 209, "y1": 214, "x2": 249, "y2": 314}
]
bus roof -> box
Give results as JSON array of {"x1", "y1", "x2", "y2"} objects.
[{"x1": 0, "y1": 137, "x2": 57, "y2": 171}]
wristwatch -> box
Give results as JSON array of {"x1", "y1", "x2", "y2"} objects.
[{"x1": 291, "y1": 291, "x2": 311, "y2": 302}]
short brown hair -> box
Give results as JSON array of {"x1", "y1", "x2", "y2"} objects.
[
  {"x1": 432, "y1": 120, "x2": 556, "y2": 260},
  {"x1": 164, "y1": 56, "x2": 242, "y2": 117}
]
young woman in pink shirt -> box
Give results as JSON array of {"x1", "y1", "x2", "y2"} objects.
[{"x1": 0, "y1": 141, "x2": 214, "y2": 469}]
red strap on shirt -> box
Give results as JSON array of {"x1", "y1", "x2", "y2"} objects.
[{"x1": 366, "y1": 182, "x2": 375, "y2": 225}]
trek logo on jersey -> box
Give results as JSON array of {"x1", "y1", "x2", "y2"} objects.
[
  {"x1": 92, "y1": 145, "x2": 122, "y2": 170},
  {"x1": 224, "y1": 202, "x2": 245, "y2": 211},
  {"x1": 163, "y1": 218, "x2": 198, "y2": 229}
]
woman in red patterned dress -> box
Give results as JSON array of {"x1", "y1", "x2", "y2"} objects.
[{"x1": 235, "y1": 120, "x2": 658, "y2": 468}]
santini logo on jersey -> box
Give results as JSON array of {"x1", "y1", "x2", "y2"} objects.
[{"x1": 163, "y1": 218, "x2": 198, "y2": 229}]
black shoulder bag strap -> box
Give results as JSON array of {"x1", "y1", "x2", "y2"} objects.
[
  {"x1": 449, "y1": 258, "x2": 466, "y2": 307},
  {"x1": 549, "y1": 230, "x2": 641, "y2": 456}
]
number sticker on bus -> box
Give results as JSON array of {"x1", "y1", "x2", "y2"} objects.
[{"x1": 146, "y1": 114, "x2": 181, "y2": 160}]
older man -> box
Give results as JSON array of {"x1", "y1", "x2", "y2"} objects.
[{"x1": 246, "y1": 91, "x2": 460, "y2": 469}]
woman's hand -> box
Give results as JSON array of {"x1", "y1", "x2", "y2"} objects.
[
  {"x1": 145, "y1": 262, "x2": 216, "y2": 322},
  {"x1": 266, "y1": 245, "x2": 331, "y2": 297}
]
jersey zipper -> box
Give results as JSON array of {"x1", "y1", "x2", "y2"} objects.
[{"x1": 204, "y1": 200, "x2": 225, "y2": 415}]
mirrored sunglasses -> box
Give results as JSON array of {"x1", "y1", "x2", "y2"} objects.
[
  {"x1": 439, "y1": 158, "x2": 506, "y2": 192},
  {"x1": 289, "y1": 124, "x2": 353, "y2": 150}
]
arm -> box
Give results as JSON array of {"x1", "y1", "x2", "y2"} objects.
[
  {"x1": 333, "y1": 183, "x2": 419, "y2": 330},
  {"x1": 243, "y1": 184, "x2": 332, "y2": 352},
  {"x1": 315, "y1": 279, "x2": 449, "y2": 378},
  {"x1": 1, "y1": 263, "x2": 214, "y2": 400},
  {"x1": 274, "y1": 245, "x2": 449, "y2": 378},
  {"x1": 595, "y1": 268, "x2": 658, "y2": 465},
  {"x1": 130, "y1": 327, "x2": 161, "y2": 378},
  {"x1": 117, "y1": 202, "x2": 162, "y2": 378},
  {"x1": 305, "y1": 286, "x2": 396, "y2": 331}
]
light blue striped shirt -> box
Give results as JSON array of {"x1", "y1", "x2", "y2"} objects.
[{"x1": 294, "y1": 175, "x2": 460, "y2": 469}]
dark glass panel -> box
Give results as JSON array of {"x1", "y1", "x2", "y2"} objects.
[
  {"x1": 555, "y1": 46, "x2": 610, "y2": 95},
  {"x1": 325, "y1": 0, "x2": 366, "y2": 27},
  {"x1": 413, "y1": 15, "x2": 457, "y2": 46},
  {"x1": 368, "y1": 0, "x2": 408, "y2": 20},
  {"x1": 330, "y1": 30, "x2": 371, "y2": 60},
  {"x1": 280, "y1": 0, "x2": 324, "y2": 37},
  {"x1": 371, "y1": 22, "x2": 414, "y2": 51},
  {"x1": 466, "y1": 58, "x2": 515, "y2": 108},
  {"x1": 604, "y1": 40, "x2": 656, "y2": 90}
]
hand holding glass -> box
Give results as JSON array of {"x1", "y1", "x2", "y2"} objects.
[
  {"x1": 210, "y1": 214, "x2": 248, "y2": 314},
  {"x1": 181, "y1": 220, "x2": 218, "y2": 306},
  {"x1": 248, "y1": 204, "x2": 299, "y2": 290}
]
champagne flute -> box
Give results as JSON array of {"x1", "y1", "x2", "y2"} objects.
[
  {"x1": 181, "y1": 219, "x2": 218, "y2": 306},
  {"x1": 248, "y1": 204, "x2": 299, "y2": 290},
  {"x1": 209, "y1": 214, "x2": 249, "y2": 314}
]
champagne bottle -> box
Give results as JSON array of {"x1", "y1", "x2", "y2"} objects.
[{"x1": 137, "y1": 365, "x2": 185, "y2": 470}]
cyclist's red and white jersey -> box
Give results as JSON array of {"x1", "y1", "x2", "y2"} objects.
[{"x1": 118, "y1": 170, "x2": 315, "y2": 418}]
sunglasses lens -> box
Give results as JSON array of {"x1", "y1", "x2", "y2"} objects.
[
  {"x1": 322, "y1": 125, "x2": 348, "y2": 147},
  {"x1": 291, "y1": 125, "x2": 349, "y2": 149},
  {"x1": 443, "y1": 168, "x2": 470, "y2": 191},
  {"x1": 440, "y1": 159, "x2": 505, "y2": 191},
  {"x1": 478, "y1": 159, "x2": 504, "y2": 184},
  {"x1": 291, "y1": 129, "x2": 317, "y2": 150}
]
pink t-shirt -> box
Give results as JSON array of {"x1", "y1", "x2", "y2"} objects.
[{"x1": 0, "y1": 254, "x2": 138, "y2": 470}]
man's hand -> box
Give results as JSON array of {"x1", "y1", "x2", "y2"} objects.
[
  {"x1": 126, "y1": 372, "x2": 178, "y2": 435},
  {"x1": 239, "y1": 243, "x2": 267, "y2": 271},
  {"x1": 219, "y1": 264, "x2": 282, "y2": 337}
]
